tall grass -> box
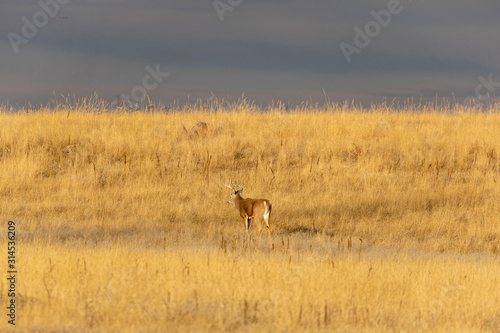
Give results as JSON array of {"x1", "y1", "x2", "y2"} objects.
[
  {"x1": 15, "y1": 242, "x2": 500, "y2": 332},
  {"x1": 0, "y1": 99, "x2": 499, "y2": 332}
]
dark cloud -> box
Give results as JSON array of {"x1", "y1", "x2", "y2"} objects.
[{"x1": 1, "y1": 0, "x2": 499, "y2": 106}]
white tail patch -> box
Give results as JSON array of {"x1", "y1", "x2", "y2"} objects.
[{"x1": 263, "y1": 201, "x2": 270, "y2": 219}]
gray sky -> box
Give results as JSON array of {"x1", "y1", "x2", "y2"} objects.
[{"x1": 1, "y1": 0, "x2": 500, "y2": 108}]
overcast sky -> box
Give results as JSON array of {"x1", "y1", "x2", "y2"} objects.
[{"x1": 1, "y1": 0, "x2": 499, "y2": 108}]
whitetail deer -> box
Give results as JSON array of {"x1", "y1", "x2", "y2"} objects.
[{"x1": 224, "y1": 183, "x2": 272, "y2": 237}]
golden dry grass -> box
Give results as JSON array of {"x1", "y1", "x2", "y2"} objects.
[{"x1": 0, "y1": 100, "x2": 499, "y2": 332}]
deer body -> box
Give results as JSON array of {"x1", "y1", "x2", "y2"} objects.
[{"x1": 226, "y1": 186, "x2": 272, "y2": 236}]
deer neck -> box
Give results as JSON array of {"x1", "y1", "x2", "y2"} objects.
[{"x1": 234, "y1": 192, "x2": 244, "y2": 209}]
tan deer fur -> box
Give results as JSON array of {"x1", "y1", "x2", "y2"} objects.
[{"x1": 226, "y1": 185, "x2": 272, "y2": 236}]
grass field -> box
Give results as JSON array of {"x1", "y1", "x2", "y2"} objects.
[{"x1": 0, "y1": 100, "x2": 499, "y2": 332}]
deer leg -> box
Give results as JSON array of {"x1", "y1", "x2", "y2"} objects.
[
  {"x1": 256, "y1": 217, "x2": 263, "y2": 236},
  {"x1": 264, "y1": 204, "x2": 272, "y2": 237},
  {"x1": 245, "y1": 216, "x2": 250, "y2": 235},
  {"x1": 266, "y1": 216, "x2": 271, "y2": 235}
]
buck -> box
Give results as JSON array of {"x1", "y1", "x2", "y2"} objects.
[{"x1": 224, "y1": 183, "x2": 272, "y2": 237}]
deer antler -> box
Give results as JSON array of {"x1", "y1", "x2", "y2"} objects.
[
  {"x1": 223, "y1": 179, "x2": 236, "y2": 190},
  {"x1": 223, "y1": 180, "x2": 243, "y2": 192}
]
